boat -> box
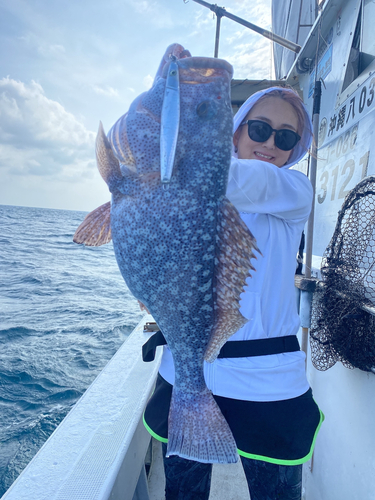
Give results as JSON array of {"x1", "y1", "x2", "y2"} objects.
[
  {"x1": 280, "y1": 1, "x2": 375, "y2": 499},
  {"x1": 2, "y1": 0, "x2": 375, "y2": 498}
]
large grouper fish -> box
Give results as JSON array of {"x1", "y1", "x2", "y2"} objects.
[{"x1": 74, "y1": 43, "x2": 259, "y2": 464}]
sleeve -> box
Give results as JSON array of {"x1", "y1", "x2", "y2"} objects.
[{"x1": 226, "y1": 157, "x2": 313, "y2": 223}]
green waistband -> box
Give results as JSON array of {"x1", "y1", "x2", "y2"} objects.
[{"x1": 143, "y1": 409, "x2": 325, "y2": 466}]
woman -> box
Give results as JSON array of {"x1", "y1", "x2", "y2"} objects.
[{"x1": 144, "y1": 86, "x2": 324, "y2": 500}]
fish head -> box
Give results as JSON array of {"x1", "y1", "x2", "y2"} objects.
[
  {"x1": 106, "y1": 47, "x2": 233, "y2": 193},
  {"x1": 167, "y1": 56, "x2": 234, "y2": 189}
]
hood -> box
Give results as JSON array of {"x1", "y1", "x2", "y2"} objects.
[{"x1": 232, "y1": 86, "x2": 313, "y2": 169}]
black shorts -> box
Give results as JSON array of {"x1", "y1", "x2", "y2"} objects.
[{"x1": 144, "y1": 374, "x2": 324, "y2": 465}]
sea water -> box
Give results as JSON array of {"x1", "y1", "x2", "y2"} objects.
[{"x1": 0, "y1": 204, "x2": 142, "y2": 496}]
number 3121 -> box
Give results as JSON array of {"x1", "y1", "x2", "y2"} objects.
[{"x1": 317, "y1": 151, "x2": 370, "y2": 204}]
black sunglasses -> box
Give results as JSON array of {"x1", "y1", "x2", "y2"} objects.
[{"x1": 240, "y1": 120, "x2": 301, "y2": 152}]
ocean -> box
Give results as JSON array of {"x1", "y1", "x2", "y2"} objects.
[{"x1": 0, "y1": 204, "x2": 142, "y2": 497}]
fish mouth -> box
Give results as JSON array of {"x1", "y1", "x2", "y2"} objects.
[{"x1": 162, "y1": 56, "x2": 233, "y2": 83}]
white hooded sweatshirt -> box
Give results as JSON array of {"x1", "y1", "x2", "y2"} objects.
[{"x1": 159, "y1": 87, "x2": 313, "y2": 402}]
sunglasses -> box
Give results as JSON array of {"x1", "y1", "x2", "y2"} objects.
[{"x1": 240, "y1": 120, "x2": 301, "y2": 151}]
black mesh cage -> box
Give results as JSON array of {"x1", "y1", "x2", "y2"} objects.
[{"x1": 310, "y1": 176, "x2": 375, "y2": 373}]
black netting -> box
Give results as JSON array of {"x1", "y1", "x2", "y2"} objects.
[{"x1": 310, "y1": 176, "x2": 375, "y2": 373}]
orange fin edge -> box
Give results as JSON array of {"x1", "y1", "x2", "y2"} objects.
[{"x1": 204, "y1": 198, "x2": 260, "y2": 363}]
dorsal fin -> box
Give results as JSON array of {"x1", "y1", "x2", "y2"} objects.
[
  {"x1": 73, "y1": 201, "x2": 112, "y2": 246},
  {"x1": 96, "y1": 122, "x2": 123, "y2": 188},
  {"x1": 204, "y1": 198, "x2": 260, "y2": 363}
]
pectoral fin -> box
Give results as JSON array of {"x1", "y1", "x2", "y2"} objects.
[
  {"x1": 73, "y1": 201, "x2": 112, "y2": 246},
  {"x1": 204, "y1": 198, "x2": 261, "y2": 363}
]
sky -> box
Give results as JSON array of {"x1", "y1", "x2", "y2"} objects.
[{"x1": 0, "y1": 0, "x2": 272, "y2": 211}]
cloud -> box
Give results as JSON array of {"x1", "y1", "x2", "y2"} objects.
[
  {"x1": 124, "y1": 0, "x2": 175, "y2": 29},
  {"x1": 92, "y1": 85, "x2": 120, "y2": 99},
  {"x1": 187, "y1": 9, "x2": 216, "y2": 40},
  {"x1": 17, "y1": 32, "x2": 67, "y2": 61},
  {"x1": 184, "y1": 0, "x2": 271, "y2": 79},
  {"x1": 224, "y1": 38, "x2": 272, "y2": 79},
  {"x1": 188, "y1": 0, "x2": 271, "y2": 38},
  {"x1": 143, "y1": 74, "x2": 154, "y2": 90},
  {"x1": 38, "y1": 43, "x2": 66, "y2": 57},
  {"x1": 0, "y1": 77, "x2": 96, "y2": 181},
  {"x1": 226, "y1": 0, "x2": 271, "y2": 28},
  {"x1": 204, "y1": 0, "x2": 272, "y2": 80}
]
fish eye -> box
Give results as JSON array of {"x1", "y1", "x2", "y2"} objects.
[
  {"x1": 196, "y1": 100, "x2": 218, "y2": 120},
  {"x1": 197, "y1": 101, "x2": 209, "y2": 116}
]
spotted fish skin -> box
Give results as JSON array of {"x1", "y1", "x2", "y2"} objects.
[{"x1": 76, "y1": 46, "x2": 259, "y2": 463}]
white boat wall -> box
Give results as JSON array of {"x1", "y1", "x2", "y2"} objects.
[
  {"x1": 278, "y1": 0, "x2": 375, "y2": 498},
  {"x1": 0, "y1": 318, "x2": 162, "y2": 500}
]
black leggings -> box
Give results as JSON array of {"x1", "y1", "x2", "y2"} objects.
[{"x1": 162, "y1": 443, "x2": 302, "y2": 500}]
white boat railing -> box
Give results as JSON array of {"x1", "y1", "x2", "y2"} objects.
[{"x1": 1, "y1": 315, "x2": 161, "y2": 500}]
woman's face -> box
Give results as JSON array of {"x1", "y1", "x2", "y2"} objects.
[{"x1": 233, "y1": 96, "x2": 299, "y2": 168}]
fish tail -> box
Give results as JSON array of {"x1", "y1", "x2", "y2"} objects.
[{"x1": 167, "y1": 386, "x2": 238, "y2": 464}]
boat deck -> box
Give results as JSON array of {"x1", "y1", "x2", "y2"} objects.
[{"x1": 148, "y1": 439, "x2": 250, "y2": 500}]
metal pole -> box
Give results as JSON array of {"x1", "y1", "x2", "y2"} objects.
[
  {"x1": 315, "y1": 0, "x2": 320, "y2": 20},
  {"x1": 214, "y1": 12, "x2": 222, "y2": 57},
  {"x1": 301, "y1": 80, "x2": 322, "y2": 356},
  {"x1": 190, "y1": 0, "x2": 301, "y2": 53}
]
